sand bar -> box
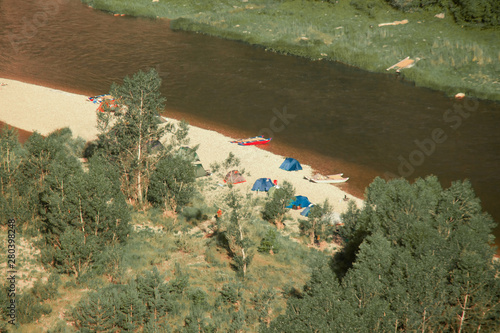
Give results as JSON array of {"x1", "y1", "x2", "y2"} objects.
[
  {"x1": 0, "y1": 77, "x2": 363, "y2": 217},
  {"x1": 0, "y1": 78, "x2": 99, "y2": 141}
]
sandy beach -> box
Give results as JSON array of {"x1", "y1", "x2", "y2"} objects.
[{"x1": 0, "y1": 77, "x2": 363, "y2": 218}]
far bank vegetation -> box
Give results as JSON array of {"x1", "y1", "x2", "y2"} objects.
[{"x1": 82, "y1": 0, "x2": 500, "y2": 101}]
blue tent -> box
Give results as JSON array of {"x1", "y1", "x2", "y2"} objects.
[
  {"x1": 286, "y1": 195, "x2": 311, "y2": 209},
  {"x1": 251, "y1": 178, "x2": 275, "y2": 192},
  {"x1": 279, "y1": 157, "x2": 302, "y2": 171},
  {"x1": 300, "y1": 205, "x2": 314, "y2": 217}
]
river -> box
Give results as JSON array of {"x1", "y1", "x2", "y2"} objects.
[{"x1": 1, "y1": 0, "x2": 499, "y2": 249}]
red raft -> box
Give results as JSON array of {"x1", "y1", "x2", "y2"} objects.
[{"x1": 231, "y1": 136, "x2": 272, "y2": 146}]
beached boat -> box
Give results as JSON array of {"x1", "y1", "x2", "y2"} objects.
[
  {"x1": 231, "y1": 136, "x2": 272, "y2": 146},
  {"x1": 88, "y1": 94, "x2": 113, "y2": 104},
  {"x1": 88, "y1": 94, "x2": 120, "y2": 112},
  {"x1": 304, "y1": 173, "x2": 349, "y2": 184}
]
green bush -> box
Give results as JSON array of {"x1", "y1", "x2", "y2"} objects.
[
  {"x1": 188, "y1": 288, "x2": 209, "y2": 310},
  {"x1": 47, "y1": 319, "x2": 73, "y2": 333},
  {"x1": 181, "y1": 205, "x2": 210, "y2": 224},
  {"x1": 218, "y1": 283, "x2": 242, "y2": 304},
  {"x1": 17, "y1": 292, "x2": 52, "y2": 324},
  {"x1": 350, "y1": 0, "x2": 385, "y2": 17},
  {"x1": 31, "y1": 273, "x2": 61, "y2": 301},
  {"x1": 257, "y1": 228, "x2": 281, "y2": 254},
  {"x1": 262, "y1": 181, "x2": 295, "y2": 227},
  {"x1": 451, "y1": 0, "x2": 500, "y2": 26},
  {"x1": 148, "y1": 155, "x2": 196, "y2": 212},
  {"x1": 385, "y1": 0, "x2": 440, "y2": 11},
  {"x1": 384, "y1": 0, "x2": 500, "y2": 26},
  {"x1": 205, "y1": 245, "x2": 225, "y2": 267}
]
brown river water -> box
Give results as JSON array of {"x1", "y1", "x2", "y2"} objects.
[{"x1": 1, "y1": 0, "x2": 500, "y2": 251}]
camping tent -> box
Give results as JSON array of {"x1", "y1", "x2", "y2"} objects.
[
  {"x1": 251, "y1": 178, "x2": 275, "y2": 192},
  {"x1": 279, "y1": 157, "x2": 302, "y2": 171},
  {"x1": 148, "y1": 140, "x2": 164, "y2": 153},
  {"x1": 224, "y1": 170, "x2": 246, "y2": 185},
  {"x1": 300, "y1": 205, "x2": 314, "y2": 217},
  {"x1": 194, "y1": 163, "x2": 208, "y2": 178},
  {"x1": 177, "y1": 146, "x2": 200, "y2": 162},
  {"x1": 286, "y1": 195, "x2": 311, "y2": 209}
]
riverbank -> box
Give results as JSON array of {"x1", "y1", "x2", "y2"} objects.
[
  {"x1": 82, "y1": 0, "x2": 500, "y2": 101},
  {"x1": 0, "y1": 78, "x2": 99, "y2": 141},
  {"x1": 0, "y1": 77, "x2": 362, "y2": 218}
]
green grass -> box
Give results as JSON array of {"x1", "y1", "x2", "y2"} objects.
[
  {"x1": 82, "y1": 0, "x2": 500, "y2": 101},
  {"x1": 99, "y1": 202, "x2": 322, "y2": 328}
]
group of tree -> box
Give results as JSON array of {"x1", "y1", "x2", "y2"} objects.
[
  {"x1": 71, "y1": 267, "x2": 188, "y2": 332},
  {"x1": 0, "y1": 69, "x2": 199, "y2": 279},
  {"x1": 0, "y1": 125, "x2": 131, "y2": 278},
  {"x1": 0, "y1": 273, "x2": 61, "y2": 329},
  {"x1": 70, "y1": 266, "x2": 276, "y2": 332},
  {"x1": 265, "y1": 176, "x2": 500, "y2": 332},
  {"x1": 389, "y1": 0, "x2": 499, "y2": 26},
  {"x1": 92, "y1": 68, "x2": 195, "y2": 210},
  {"x1": 297, "y1": 200, "x2": 333, "y2": 245},
  {"x1": 345, "y1": 0, "x2": 500, "y2": 26}
]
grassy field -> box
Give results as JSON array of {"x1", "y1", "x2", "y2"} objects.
[{"x1": 81, "y1": 0, "x2": 500, "y2": 101}]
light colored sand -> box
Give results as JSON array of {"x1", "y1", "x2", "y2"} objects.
[
  {"x1": 0, "y1": 78, "x2": 99, "y2": 141},
  {"x1": 178, "y1": 119, "x2": 363, "y2": 216},
  {"x1": 0, "y1": 78, "x2": 363, "y2": 218}
]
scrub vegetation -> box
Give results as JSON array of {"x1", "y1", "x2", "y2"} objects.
[
  {"x1": 81, "y1": 0, "x2": 500, "y2": 101},
  {"x1": 1, "y1": 70, "x2": 499, "y2": 332}
]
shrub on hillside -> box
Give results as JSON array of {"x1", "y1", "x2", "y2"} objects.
[
  {"x1": 350, "y1": 0, "x2": 386, "y2": 17},
  {"x1": 384, "y1": 0, "x2": 500, "y2": 26},
  {"x1": 257, "y1": 228, "x2": 281, "y2": 254},
  {"x1": 385, "y1": 0, "x2": 440, "y2": 11},
  {"x1": 451, "y1": 0, "x2": 500, "y2": 26},
  {"x1": 147, "y1": 154, "x2": 196, "y2": 212},
  {"x1": 262, "y1": 181, "x2": 295, "y2": 228}
]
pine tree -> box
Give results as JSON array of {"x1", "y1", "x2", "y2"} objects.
[
  {"x1": 74, "y1": 156, "x2": 131, "y2": 243},
  {"x1": 13, "y1": 128, "x2": 83, "y2": 228},
  {"x1": 257, "y1": 228, "x2": 281, "y2": 254},
  {"x1": 0, "y1": 125, "x2": 25, "y2": 193},
  {"x1": 217, "y1": 191, "x2": 254, "y2": 278},
  {"x1": 96, "y1": 68, "x2": 167, "y2": 205},
  {"x1": 116, "y1": 284, "x2": 147, "y2": 331},
  {"x1": 147, "y1": 154, "x2": 196, "y2": 212},
  {"x1": 251, "y1": 288, "x2": 276, "y2": 325},
  {"x1": 262, "y1": 181, "x2": 295, "y2": 229},
  {"x1": 135, "y1": 268, "x2": 178, "y2": 323},
  {"x1": 72, "y1": 289, "x2": 119, "y2": 332},
  {"x1": 51, "y1": 228, "x2": 97, "y2": 277},
  {"x1": 211, "y1": 282, "x2": 246, "y2": 331},
  {"x1": 0, "y1": 125, "x2": 28, "y2": 227},
  {"x1": 39, "y1": 152, "x2": 130, "y2": 276},
  {"x1": 266, "y1": 176, "x2": 500, "y2": 332},
  {"x1": 16, "y1": 292, "x2": 52, "y2": 324},
  {"x1": 265, "y1": 264, "x2": 351, "y2": 332},
  {"x1": 299, "y1": 199, "x2": 333, "y2": 245}
]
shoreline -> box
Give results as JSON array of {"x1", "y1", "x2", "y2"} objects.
[
  {"x1": 0, "y1": 77, "x2": 363, "y2": 217},
  {"x1": 163, "y1": 109, "x2": 371, "y2": 200},
  {"x1": 82, "y1": 0, "x2": 500, "y2": 102}
]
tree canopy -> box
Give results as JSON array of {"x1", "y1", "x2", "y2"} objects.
[
  {"x1": 265, "y1": 176, "x2": 500, "y2": 332},
  {"x1": 95, "y1": 68, "x2": 167, "y2": 205}
]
